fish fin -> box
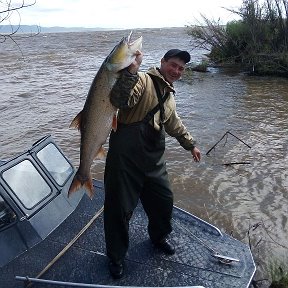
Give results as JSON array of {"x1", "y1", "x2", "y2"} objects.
[
  {"x1": 112, "y1": 110, "x2": 118, "y2": 132},
  {"x1": 67, "y1": 177, "x2": 82, "y2": 198},
  {"x1": 83, "y1": 178, "x2": 94, "y2": 200},
  {"x1": 68, "y1": 172, "x2": 94, "y2": 200},
  {"x1": 70, "y1": 111, "x2": 82, "y2": 131},
  {"x1": 95, "y1": 146, "x2": 106, "y2": 160}
]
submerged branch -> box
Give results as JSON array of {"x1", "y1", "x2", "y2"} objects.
[
  {"x1": 222, "y1": 162, "x2": 251, "y2": 166},
  {"x1": 206, "y1": 130, "x2": 251, "y2": 156}
]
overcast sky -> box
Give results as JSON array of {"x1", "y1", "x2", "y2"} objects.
[{"x1": 7, "y1": 0, "x2": 243, "y2": 29}]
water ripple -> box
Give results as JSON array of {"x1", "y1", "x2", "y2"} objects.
[{"x1": 0, "y1": 28, "x2": 287, "y2": 269}]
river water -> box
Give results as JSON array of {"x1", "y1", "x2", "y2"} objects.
[{"x1": 0, "y1": 27, "x2": 287, "y2": 281}]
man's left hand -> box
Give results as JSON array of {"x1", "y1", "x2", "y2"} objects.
[{"x1": 191, "y1": 147, "x2": 201, "y2": 162}]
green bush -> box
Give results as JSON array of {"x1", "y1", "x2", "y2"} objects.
[{"x1": 186, "y1": 0, "x2": 288, "y2": 76}]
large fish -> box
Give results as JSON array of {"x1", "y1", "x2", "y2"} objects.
[{"x1": 68, "y1": 32, "x2": 143, "y2": 199}]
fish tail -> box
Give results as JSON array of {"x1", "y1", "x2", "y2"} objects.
[{"x1": 68, "y1": 171, "x2": 94, "y2": 199}]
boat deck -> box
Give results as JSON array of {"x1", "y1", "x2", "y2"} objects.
[{"x1": 2, "y1": 179, "x2": 255, "y2": 288}]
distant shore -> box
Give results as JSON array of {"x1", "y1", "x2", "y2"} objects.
[{"x1": 0, "y1": 25, "x2": 185, "y2": 34}]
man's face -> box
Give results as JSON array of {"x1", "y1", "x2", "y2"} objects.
[{"x1": 159, "y1": 57, "x2": 186, "y2": 84}]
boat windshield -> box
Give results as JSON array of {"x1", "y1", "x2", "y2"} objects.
[
  {"x1": 0, "y1": 195, "x2": 16, "y2": 229},
  {"x1": 2, "y1": 160, "x2": 52, "y2": 209},
  {"x1": 37, "y1": 143, "x2": 73, "y2": 186}
]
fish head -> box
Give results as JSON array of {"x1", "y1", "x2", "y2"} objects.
[{"x1": 105, "y1": 32, "x2": 142, "y2": 72}]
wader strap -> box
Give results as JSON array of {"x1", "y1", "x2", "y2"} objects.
[{"x1": 142, "y1": 75, "x2": 170, "y2": 124}]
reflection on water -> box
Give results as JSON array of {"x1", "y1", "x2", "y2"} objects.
[{"x1": 0, "y1": 28, "x2": 287, "y2": 278}]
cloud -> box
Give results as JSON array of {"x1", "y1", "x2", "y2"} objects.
[{"x1": 14, "y1": 0, "x2": 242, "y2": 28}]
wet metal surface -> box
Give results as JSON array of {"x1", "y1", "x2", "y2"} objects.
[{"x1": 2, "y1": 180, "x2": 255, "y2": 288}]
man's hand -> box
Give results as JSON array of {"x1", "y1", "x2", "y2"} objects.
[
  {"x1": 127, "y1": 50, "x2": 143, "y2": 74},
  {"x1": 191, "y1": 147, "x2": 201, "y2": 162}
]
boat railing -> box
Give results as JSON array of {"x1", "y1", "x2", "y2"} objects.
[
  {"x1": 15, "y1": 276, "x2": 206, "y2": 288},
  {"x1": 173, "y1": 205, "x2": 223, "y2": 237}
]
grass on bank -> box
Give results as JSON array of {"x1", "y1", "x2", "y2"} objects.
[{"x1": 268, "y1": 258, "x2": 288, "y2": 288}]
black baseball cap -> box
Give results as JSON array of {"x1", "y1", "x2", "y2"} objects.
[{"x1": 163, "y1": 49, "x2": 191, "y2": 63}]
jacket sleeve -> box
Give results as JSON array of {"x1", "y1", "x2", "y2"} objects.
[
  {"x1": 164, "y1": 110, "x2": 196, "y2": 151},
  {"x1": 110, "y1": 69, "x2": 142, "y2": 109}
]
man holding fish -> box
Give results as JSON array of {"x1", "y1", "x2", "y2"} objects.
[
  {"x1": 104, "y1": 43, "x2": 201, "y2": 278},
  {"x1": 69, "y1": 32, "x2": 200, "y2": 279}
]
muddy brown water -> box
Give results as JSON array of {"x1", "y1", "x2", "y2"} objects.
[{"x1": 0, "y1": 27, "x2": 287, "y2": 281}]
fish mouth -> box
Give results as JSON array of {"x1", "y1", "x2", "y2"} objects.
[
  {"x1": 125, "y1": 31, "x2": 142, "y2": 52},
  {"x1": 105, "y1": 31, "x2": 143, "y2": 71}
]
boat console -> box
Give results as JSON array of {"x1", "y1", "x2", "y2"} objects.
[{"x1": 0, "y1": 135, "x2": 83, "y2": 267}]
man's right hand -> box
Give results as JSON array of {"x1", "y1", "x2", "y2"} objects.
[{"x1": 127, "y1": 51, "x2": 143, "y2": 74}]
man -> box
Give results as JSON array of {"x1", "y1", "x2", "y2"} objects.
[{"x1": 104, "y1": 49, "x2": 201, "y2": 279}]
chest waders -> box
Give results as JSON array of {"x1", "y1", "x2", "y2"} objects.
[{"x1": 104, "y1": 78, "x2": 173, "y2": 263}]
